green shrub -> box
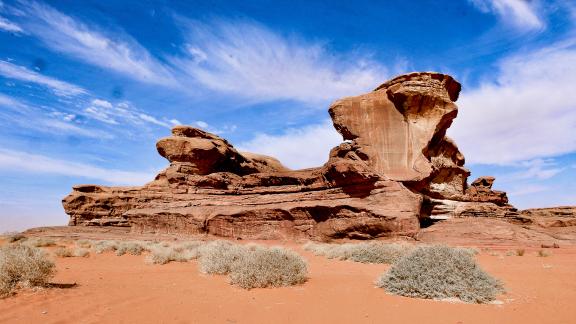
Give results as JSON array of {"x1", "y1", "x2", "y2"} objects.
[
  {"x1": 229, "y1": 246, "x2": 308, "y2": 289},
  {"x1": 0, "y1": 244, "x2": 55, "y2": 297},
  {"x1": 304, "y1": 241, "x2": 412, "y2": 264},
  {"x1": 377, "y1": 245, "x2": 503, "y2": 303}
]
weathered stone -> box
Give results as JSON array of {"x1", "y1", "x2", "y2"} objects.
[{"x1": 63, "y1": 72, "x2": 518, "y2": 240}]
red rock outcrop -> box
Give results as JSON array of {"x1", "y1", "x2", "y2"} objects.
[{"x1": 63, "y1": 72, "x2": 515, "y2": 240}]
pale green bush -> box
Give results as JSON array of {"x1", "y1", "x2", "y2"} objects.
[
  {"x1": 0, "y1": 244, "x2": 55, "y2": 297},
  {"x1": 377, "y1": 245, "x2": 503, "y2": 303}
]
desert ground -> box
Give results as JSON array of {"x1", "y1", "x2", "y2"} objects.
[{"x1": 1, "y1": 220, "x2": 575, "y2": 324}]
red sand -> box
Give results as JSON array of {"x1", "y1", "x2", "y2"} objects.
[{"x1": 1, "y1": 243, "x2": 575, "y2": 324}]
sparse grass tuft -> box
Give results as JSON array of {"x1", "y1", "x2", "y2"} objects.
[
  {"x1": 229, "y1": 246, "x2": 308, "y2": 289},
  {"x1": 0, "y1": 244, "x2": 55, "y2": 297},
  {"x1": 303, "y1": 241, "x2": 412, "y2": 264},
  {"x1": 377, "y1": 245, "x2": 503, "y2": 303},
  {"x1": 537, "y1": 250, "x2": 550, "y2": 257},
  {"x1": 516, "y1": 249, "x2": 525, "y2": 256}
]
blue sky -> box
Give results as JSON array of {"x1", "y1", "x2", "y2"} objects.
[{"x1": 1, "y1": 0, "x2": 575, "y2": 231}]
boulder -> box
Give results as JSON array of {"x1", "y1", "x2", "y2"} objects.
[{"x1": 63, "y1": 72, "x2": 517, "y2": 240}]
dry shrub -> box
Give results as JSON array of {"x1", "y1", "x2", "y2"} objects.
[
  {"x1": 73, "y1": 248, "x2": 90, "y2": 258},
  {"x1": 92, "y1": 240, "x2": 120, "y2": 254},
  {"x1": 146, "y1": 242, "x2": 202, "y2": 265},
  {"x1": 3, "y1": 233, "x2": 27, "y2": 243},
  {"x1": 516, "y1": 249, "x2": 525, "y2": 256},
  {"x1": 115, "y1": 242, "x2": 146, "y2": 256},
  {"x1": 304, "y1": 241, "x2": 411, "y2": 264},
  {"x1": 76, "y1": 240, "x2": 93, "y2": 248},
  {"x1": 0, "y1": 244, "x2": 55, "y2": 297},
  {"x1": 26, "y1": 237, "x2": 57, "y2": 247},
  {"x1": 537, "y1": 250, "x2": 550, "y2": 257},
  {"x1": 377, "y1": 245, "x2": 503, "y2": 303},
  {"x1": 229, "y1": 246, "x2": 308, "y2": 289},
  {"x1": 198, "y1": 241, "x2": 246, "y2": 274},
  {"x1": 54, "y1": 247, "x2": 73, "y2": 258},
  {"x1": 198, "y1": 241, "x2": 308, "y2": 289}
]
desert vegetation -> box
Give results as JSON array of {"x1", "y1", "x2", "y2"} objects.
[
  {"x1": 303, "y1": 241, "x2": 413, "y2": 264},
  {"x1": 0, "y1": 244, "x2": 56, "y2": 297},
  {"x1": 199, "y1": 241, "x2": 308, "y2": 289},
  {"x1": 377, "y1": 245, "x2": 503, "y2": 303}
]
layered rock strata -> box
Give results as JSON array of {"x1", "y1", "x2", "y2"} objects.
[{"x1": 63, "y1": 72, "x2": 515, "y2": 240}]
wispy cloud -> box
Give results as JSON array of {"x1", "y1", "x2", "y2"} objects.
[
  {"x1": 502, "y1": 159, "x2": 565, "y2": 182},
  {"x1": 0, "y1": 148, "x2": 154, "y2": 185},
  {"x1": 84, "y1": 99, "x2": 178, "y2": 129},
  {"x1": 0, "y1": 94, "x2": 110, "y2": 138},
  {"x1": 0, "y1": 0, "x2": 23, "y2": 33},
  {"x1": 0, "y1": 60, "x2": 87, "y2": 96},
  {"x1": 449, "y1": 38, "x2": 576, "y2": 165},
  {"x1": 508, "y1": 184, "x2": 550, "y2": 196},
  {"x1": 468, "y1": 0, "x2": 544, "y2": 30},
  {"x1": 0, "y1": 16, "x2": 22, "y2": 32},
  {"x1": 16, "y1": 0, "x2": 176, "y2": 86},
  {"x1": 238, "y1": 120, "x2": 341, "y2": 169},
  {"x1": 173, "y1": 19, "x2": 390, "y2": 104}
]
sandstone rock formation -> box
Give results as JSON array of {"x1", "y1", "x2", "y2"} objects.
[{"x1": 63, "y1": 72, "x2": 516, "y2": 240}]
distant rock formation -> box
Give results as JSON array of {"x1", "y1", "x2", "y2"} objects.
[{"x1": 63, "y1": 72, "x2": 517, "y2": 240}]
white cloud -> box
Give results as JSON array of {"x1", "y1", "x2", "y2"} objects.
[
  {"x1": 469, "y1": 0, "x2": 544, "y2": 30},
  {"x1": 0, "y1": 16, "x2": 22, "y2": 32},
  {"x1": 0, "y1": 60, "x2": 87, "y2": 96},
  {"x1": 0, "y1": 94, "x2": 110, "y2": 138},
  {"x1": 508, "y1": 184, "x2": 550, "y2": 196},
  {"x1": 17, "y1": 1, "x2": 175, "y2": 86},
  {"x1": 502, "y1": 159, "x2": 565, "y2": 182},
  {"x1": 83, "y1": 99, "x2": 174, "y2": 128},
  {"x1": 449, "y1": 40, "x2": 576, "y2": 165},
  {"x1": 238, "y1": 120, "x2": 341, "y2": 169},
  {"x1": 173, "y1": 20, "x2": 390, "y2": 104},
  {"x1": 0, "y1": 148, "x2": 154, "y2": 185}
]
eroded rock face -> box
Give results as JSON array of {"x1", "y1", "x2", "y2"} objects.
[{"x1": 63, "y1": 72, "x2": 516, "y2": 240}]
